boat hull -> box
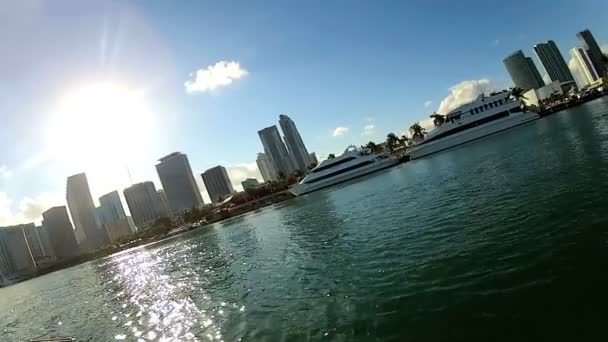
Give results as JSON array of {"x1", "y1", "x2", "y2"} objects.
[
  {"x1": 289, "y1": 157, "x2": 400, "y2": 196},
  {"x1": 407, "y1": 111, "x2": 539, "y2": 160}
]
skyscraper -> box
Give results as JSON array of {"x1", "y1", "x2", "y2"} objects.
[
  {"x1": 533, "y1": 40, "x2": 575, "y2": 84},
  {"x1": 503, "y1": 50, "x2": 545, "y2": 91},
  {"x1": 36, "y1": 225, "x2": 55, "y2": 258},
  {"x1": 0, "y1": 226, "x2": 36, "y2": 276},
  {"x1": 309, "y1": 152, "x2": 318, "y2": 166},
  {"x1": 124, "y1": 182, "x2": 166, "y2": 229},
  {"x1": 201, "y1": 166, "x2": 235, "y2": 204},
  {"x1": 577, "y1": 29, "x2": 607, "y2": 78},
  {"x1": 256, "y1": 152, "x2": 277, "y2": 182},
  {"x1": 157, "y1": 189, "x2": 170, "y2": 216},
  {"x1": 570, "y1": 47, "x2": 600, "y2": 86},
  {"x1": 279, "y1": 114, "x2": 311, "y2": 171},
  {"x1": 258, "y1": 126, "x2": 293, "y2": 177},
  {"x1": 98, "y1": 191, "x2": 127, "y2": 225},
  {"x1": 42, "y1": 206, "x2": 80, "y2": 258},
  {"x1": 241, "y1": 178, "x2": 259, "y2": 190},
  {"x1": 156, "y1": 152, "x2": 204, "y2": 214},
  {"x1": 66, "y1": 173, "x2": 109, "y2": 251},
  {"x1": 21, "y1": 223, "x2": 45, "y2": 260}
]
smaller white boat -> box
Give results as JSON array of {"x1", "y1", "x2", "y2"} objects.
[{"x1": 290, "y1": 146, "x2": 400, "y2": 196}]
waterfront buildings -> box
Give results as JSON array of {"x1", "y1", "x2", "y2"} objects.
[
  {"x1": 259, "y1": 125, "x2": 294, "y2": 177},
  {"x1": 533, "y1": 40, "x2": 575, "y2": 84},
  {"x1": 0, "y1": 225, "x2": 36, "y2": 277},
  {"x1": 571, "y1": 47, "x2": 601, "y2": 86},
  {"x1": 201, "y1": 166, "x2": 235, "y2": 204},
  {"x1": 157, "y1": 190, "x2": 170, "y2": 217},
  {"x1": 503, "y1": 50, "x2": 545, "y2": 91},
  {"x1": 156, "y1": 152, "x2": 204, "y2": 214},
  {"x1": 22, "y1": 223, "x2": 45, "y2": 260},
  {"x1": 42, "y1": 206, "x2": 80, "y2": 258},
  {"x1": 309, "y1": 152, "x2": 319, "y2": 166},
  {"x1": 36, "y1": 225, "x2": 55, "y2": 258},
  {"x1": 104, "y1": 218, "x2": 134, "y2": 242},
  {"x1": 577, "y1": 29, "x2": 607, "y2": 78},
  {"x1": 256, "y1": 152, "x2": 277, "y2": 182},
  {"x1": 66, "y1": 173, "x2": 109, "y2": 251},
  {"x1": 98, "y1": 191, "x2": 127, "y2": 225},
  {"x1": 279, "y1": 114, "x2": 311, "y2": 171},
  {"x1": 124, "y1": 181, "x2": 167, "y2": 229},
  {"x1": 241, "y1": 178, "x2": 260, "y2": 190}
]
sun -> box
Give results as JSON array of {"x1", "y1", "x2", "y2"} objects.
[{"x1": 48, "y1": 82, "x2": 156, "y2": 165}]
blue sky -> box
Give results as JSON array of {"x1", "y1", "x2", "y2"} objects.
[{"x1": 1, "y1": 0, "x2": 608, "y2": 224}]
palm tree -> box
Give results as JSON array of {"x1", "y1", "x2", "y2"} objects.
[
  {"x1": 327, "y1": 153, "x2": 336, "y2": 159},
  {"x1": 386, "y1": 133, "x2": 398, "y2": 152},
  {"x1": 510, "y1": 87, "x2": 527, "y2": 100},
  {"x1": 400, "y1": 135, "x2": 410, "y2": 147},
  {"x1": 429, "y1": 112, "x2": 446, "y2": 127},
  {"x1": 409, "y1": 123, "x2": 426, "y2": 142},
  {"x1": 366, "y1": 141, "x2": 378, "y2": 152}
]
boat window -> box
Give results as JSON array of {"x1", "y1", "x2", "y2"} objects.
[
  {"x1": 474, "y1": 108, "x2": 479, "y2": 114},
  {"x1": 498, "y1": 100, "x2": 503, "y2": 105},
  {"x1": 305, "y1": 160, "x2": 376, "y2": 183},
  {"x1": 489, "y1": 103, "x2": 494, "y2": 108},
  {"x1": 418, "y1": 110, "x2": 510, "y2": 146},
  {"x1": 484, "y1": 104, "x2": 489, "y2": 110},
  {"x1": 312, "y1": 156, "x2": 357, "y2": 173}
]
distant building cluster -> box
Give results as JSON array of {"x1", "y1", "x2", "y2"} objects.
[
  {"x1": 257, "y1": 114, "x2": 314, "y2": 181},
  {"x1": 503, "y1": 29, "x2": 607, "y2": 106},
  {"x1": 1, "y1": 114, "x2": 315, "y2": 282}
]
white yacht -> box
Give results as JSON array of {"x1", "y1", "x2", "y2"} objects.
[
  {"x1": 290, "y1": 146, "x2": 400, "y2": 196},
  {"x1": 406, "y1": 90, "x2": 539, "y2": 160}
]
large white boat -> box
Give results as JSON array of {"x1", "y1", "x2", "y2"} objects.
[
  {"x1": 406, "y1": 90, "x2": 539, "y2": 160},
  {"x1": 290, "y1": 146, "x2": 400, "y2": 196}
]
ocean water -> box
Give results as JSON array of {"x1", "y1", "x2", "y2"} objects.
[{"x1": 3, "y1": 98, "x2": 608, "y2": 341}]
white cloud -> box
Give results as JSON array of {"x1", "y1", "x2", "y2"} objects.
[
  {"x1": 0, "y1": 165, "x2": 12, "y2": 179},
  {"x1": 226, "y1": 162, "x2": 262, "y2": 192},
  {"x1": 437, "y1": 79, "x2": 498, "y2": 114},
  {"x1": 362, "y1": 124, "x2": 375, "y2": 136},
  {"x1": 0, "y1": 192, "x2": 63, "y2": 226},
  {"x1": 424, "y1": 100, "x2": 433, "y2": 108},
  {"x1": 185, "y1": 61, "x2": 248, "y2": 93},
  {"x1": 332, "y1": 126, "x2": 349, "y2": 137}
]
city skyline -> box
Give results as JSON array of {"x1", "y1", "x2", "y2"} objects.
[{"x1": 1, "y1": 1, "x2": 608, "y2": 226}]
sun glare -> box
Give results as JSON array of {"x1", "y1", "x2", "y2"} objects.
[{"x1": 49, "y1": 82, "x2": 155, "y2": 164}]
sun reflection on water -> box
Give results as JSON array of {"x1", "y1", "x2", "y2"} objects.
[{"x1": 100, "y1": 243, "x2": 227, "y2": 341}]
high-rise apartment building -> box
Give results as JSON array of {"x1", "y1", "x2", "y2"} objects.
[
  {"x1": 279, "y1": 114, "x2": 311, "y2": 171},
  {"x1": 256, "y1": 152, "x2": 277, "y2": 182},
  {"x1": 503, "y1": 50, "x2": 545, "y2": 91},
  {"x1": 577, "y1": 29, "x2": 607, "y2": 78},
  {"x1": 202, "y1": 166, "x2": 235, "y2": 204},
  {"x1": 258, "y1": 126, "x2": 294, "y2": 177},
  {"x1": 0, "y1": 225, "x2": 37, "y2": 277},
  {"x1": 21, "y1": 223, "x2": 45, "y2": 260},
  {"x1": 42, "y1": 206, "x2": 80, "y2": 258},
  {"x1": 98, "y1": 191, "x2": 127, "y2": 225},
  {"x1": 157, "y1": 190, "x2": 170, "y2": 216},
  {"x1": 309, "y1": 152, "x2": 319, "y2": 166},
  {"x1": 241, "y1": 178, "x2": 260, "y2": 190},
  {"x1": 533, "y1": 40, "x2": 575, "y2": 84},
  {"x1": 124, "y1": 182, "x2": 166, "y2": 229},
  {"x1": 570, "y1": 47, "x2": 600, "y2": 86},
  {"x1": 156, "y1": 152, "x2": 204, "y2": 214},
  {"x1": 36, "y1": 225, "x2": 55, "y2": 258},
  {"x1": 66, "y1": 173, "x2": 109, "y2": 251}
]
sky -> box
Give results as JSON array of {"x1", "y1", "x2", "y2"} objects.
[{"x1": 1, "y1": 0, "x2": 608, "y2": 225}]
